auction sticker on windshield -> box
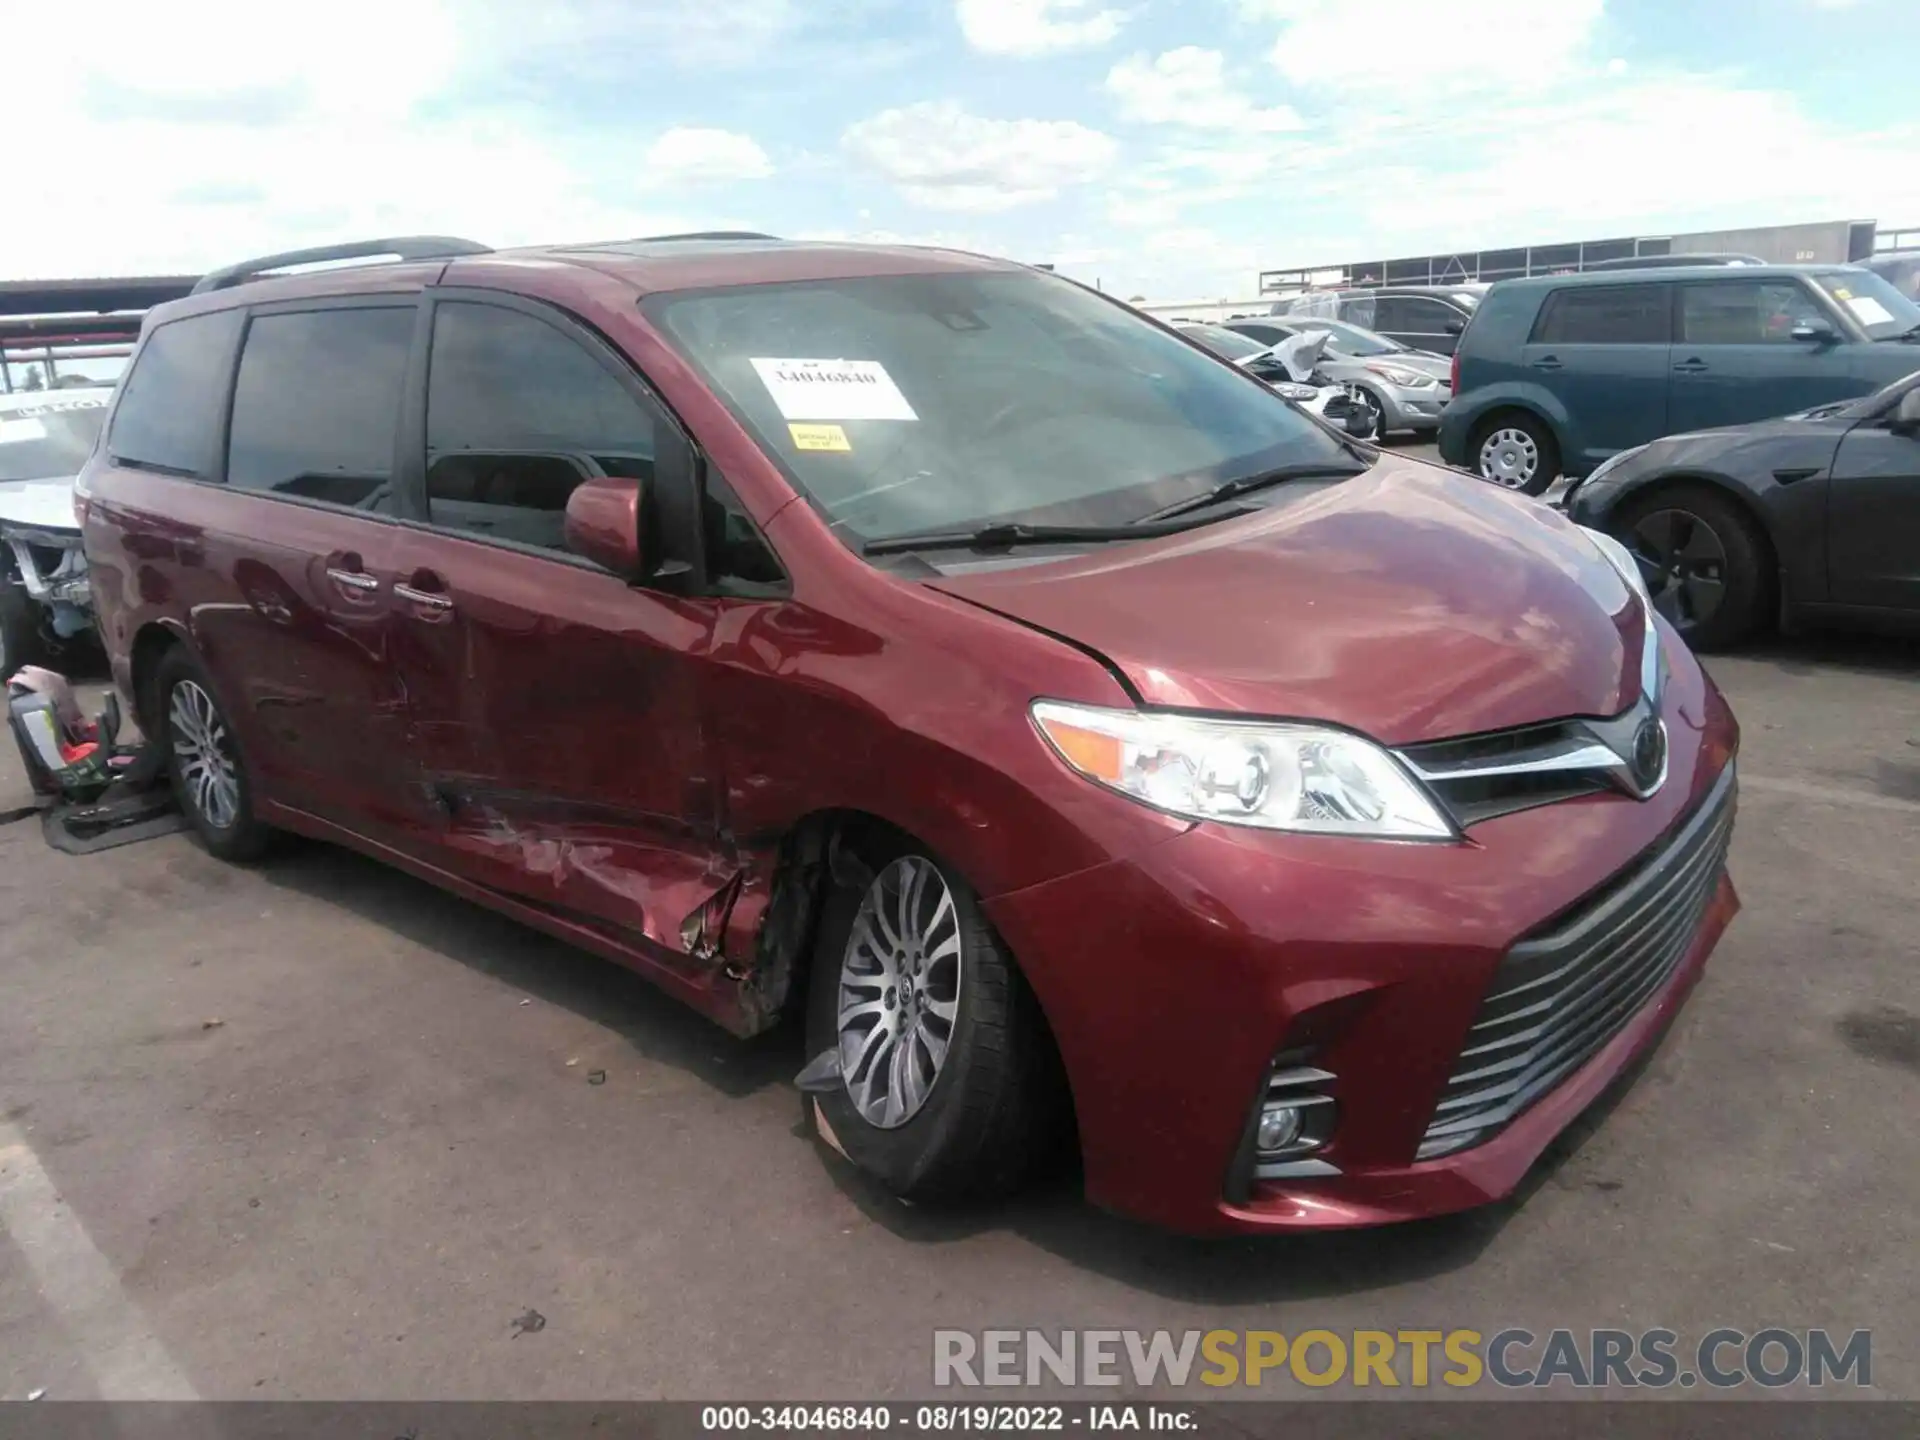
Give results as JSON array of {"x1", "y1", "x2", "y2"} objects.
[
  {"x1": 789, "y1": 423, "x2": 853, "y2": 452},
  {"x1": 751, "y1": 358, "x2": 918, "y2": 421}
]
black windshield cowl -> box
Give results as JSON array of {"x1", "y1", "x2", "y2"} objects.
[
  {"x1": 1138, "y1": 461, "x2": 1371, "y2": 524},
  {"x1": 863, "y1": 510, "x2": 1252, "y2": 557}
]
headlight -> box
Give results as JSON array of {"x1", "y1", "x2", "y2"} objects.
[
  {"x1": 1364, "y1": 363, "x2": 1435, "y2": 388},
  {"x1": 1031, "y1": 701, "x2": 1455, "y2": 840},
  {"x1": 1579, "y1": 525, "x2": 1652, "y2": 610},
  {"x1": 1271, "y1": 381, "x2": 1319, "y2": 401}
]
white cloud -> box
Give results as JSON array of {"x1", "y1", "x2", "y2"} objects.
[
  {"x1": 842, "y1": 101, "x2": 1117, "y2": 211},
  {"x1": 643, "y1": 128, "x2": 774, "y2": 185},
  {"x1": 955, "y1": 0, "x2": 1125, "y2": 56},
  {"x1": 1106, "y1": 48, "x2": 1305, "y2": 131},
  {"x1": 1250, "y1": 0, "x2": 1602, "y2": 92}
]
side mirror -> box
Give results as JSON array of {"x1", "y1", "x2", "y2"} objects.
[
  {"x1": 564, "y1": 475, "x2": 646, "y2": 577},
  {"x1": 1891, "y1": 388, "x2": 1920, "y2": 435},
  {"x1": 1790, "y1": 320, "x2": 1838, "y2": 345},
  {"x1": 1444, "y1": 318, "x2": 1465, "y2": 335}
]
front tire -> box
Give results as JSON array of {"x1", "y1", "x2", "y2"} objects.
[
  {"x1": 1615, "y1": 485, "x2": 1772, "y2": 650},
  {"x1": 153, "y1": 648, "x2": 277, "y2": 861},
  {"x1": 1471, "y1": 411, "x2": 1559, "y2": 496},
  {"x1": 803, "y1": 836, "x2": 1062, "y2": 1203}
]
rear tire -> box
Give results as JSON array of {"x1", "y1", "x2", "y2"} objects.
[
  {"x1": 1615, "y1": 484, "x2": 1772, "y2": 651},
  {"x1": 1471, "y1": 411, "x2": 1559, "y2": 496},
  {"x1": 153, "y1": 647, "x2": 277, "y2": 862},
  {"x1": 802, "y1": 834, "x2": 1063, "y2": 1204}
]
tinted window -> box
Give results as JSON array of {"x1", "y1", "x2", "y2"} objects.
[
  {"x1": 1179, "y1": 324, "x2": 1269, "y2": 361},
  {"x1": 1532, "y1": 285, "x2": 1671, "y2": 344},
  {"x1": 1228, "y1": 322, "x2": 1292, "y2": 346},
  {"x1": 426, "y1": 303, "x2": 656, "y2": 552},
  {"x1": 1678, "y1": 281, "x2": 1826, "y2": 345},
  {"x1": 226, "y1": 307, "x2": 413, "y2": 505},
  {"x1": 109, "y1": 310, "x2": 242, "y2": 476},
  {"x1": 1374, "y1": 297, "x2": 1460, "y2": 336},
  {"x1": 1339, "y1": 295, "x2": 1377, "y2": 328}
]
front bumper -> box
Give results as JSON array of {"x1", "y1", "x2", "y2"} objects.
[
  {"x1": 985, "y1": 649, "x2": 1739, "y2": 1235},
  {"x1": 3, "y1": 525, "x2": 93, "y2": 614},
  {"x1": 1375, "y1": 382, "x2": 1450, "y2": 432}
]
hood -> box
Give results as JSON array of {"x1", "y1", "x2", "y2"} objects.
[
  {"x1": 0, "y1": 476, "x2": 80, "y2": 532},
  {"x1": 1368, "y1": 351, "x2": 1452, "y2": 381},
  {"x1": 927, "y1": 457, "x2": 1642, "y2": 747},
  {"x1": 1240, "y1": 331, "x2": 1327, "y2": 383}
]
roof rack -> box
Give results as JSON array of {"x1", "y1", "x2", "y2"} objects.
[
  {"x1": 636, "y1": 231, "x2": 780, "y2": 242},
  {"x1": 191, "y1": 236, "x2": 492, "y2": 295}
]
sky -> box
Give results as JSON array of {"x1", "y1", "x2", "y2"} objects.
[{"x1": 11, "y1": 0, "x2": 1920, "y2": 300}]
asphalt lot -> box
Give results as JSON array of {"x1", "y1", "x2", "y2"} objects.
[{"x1": 2, "y1": 613, "x2": 1917, "y2": 1400}]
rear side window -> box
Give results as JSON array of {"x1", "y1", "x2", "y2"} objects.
[
  {"x1": 226, "y1": 307, "x2": 414, "y2": 506},
  {"x1": 109, "y1": 310, "x2": 243, "y2": 476},
  {"x1": 1678, "y1": 281, "x2": 1827, "y2": 345},
  {"x1": 1531, "y1": 286, "x2": 1671, "y2": 344},
  {"x1": 425, "y1": 302, "x2": 656, "y2": 552},
  {"x1": 1374, "y1": 296, "x2": 1459, "y2": 337}
]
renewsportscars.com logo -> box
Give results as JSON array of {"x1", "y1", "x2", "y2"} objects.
[{"x1": 932, "y1": 1328, "x2": 1872, "y2": 1391}]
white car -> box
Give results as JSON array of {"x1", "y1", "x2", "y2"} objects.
[{"x1": 0, "y1": 387, "x2": 112, "y2": 674}]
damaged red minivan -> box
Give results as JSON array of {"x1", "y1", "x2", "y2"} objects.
[{"x1": 79, "y1": 235, "x2": 1739, "y2": 1234}]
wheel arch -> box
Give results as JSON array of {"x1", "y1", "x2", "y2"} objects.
[
  {"x1": 744, "y1": 805, "x2": 1080, "y2": 1145},
  {"x1": 127, "y1": 619, "x2": 192, "y2": 734},
  {"x1": 1606, "y1": 470, "x2": 1786, "y2": 588}
]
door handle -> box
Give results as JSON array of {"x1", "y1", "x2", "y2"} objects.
[
  {"x1": 1673, "y1": 358, "x2": 1709, "y2": 374},
  {"x1": 326, "y1": 567, "x2": 380, "y2": 591},
  {"x1": 1530, "y1": 356, "x2": 1563, "y2": 371},
  {"x1": 394, "y1": 583, "x2": 454, "y2": 611}
]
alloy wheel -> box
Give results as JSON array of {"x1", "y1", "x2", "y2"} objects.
[
  {"x1": 1628, "y1": 508, "x2": 1727, "y2": 631},
  {"x1": 1478, "y1": 427, "x2": 1538, "y2": 489},
  {"x1": 836, "y1": 856, "x2": 964, "y2": 1129},
  {"x1": 168, "y1": 679, "x2": 241, "y2": 830}
]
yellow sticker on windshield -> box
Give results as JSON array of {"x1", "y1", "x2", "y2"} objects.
[{"x1": 789, "y1": 423, "x2": 852, "y2": 452}]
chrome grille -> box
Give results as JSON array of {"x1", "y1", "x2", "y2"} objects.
[{"x1": 1418, "y1": 762, "x2": 1736, "y2": 1160}]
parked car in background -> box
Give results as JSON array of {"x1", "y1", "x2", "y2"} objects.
[
  {"x1": 82, "y1": 233, "x2": 1740, "y2": 1235},
  {"x1": 1275, "y1": 285, "x2": 1486, "y2": 355},
  {"x1": 1567, "y1": 369, "x2": 1920, "y2": 649},
  {"x1": 1582, "y1": 253, "x2": 1765, "y2": 273},
  {"x1": 1176, "y1": 324, "x2": 1380, "y2": 438},
  {"x1": 1439, "y1": 264, "x2": 1920, "y2": 494},
  {"x1": 0, "y1": 386, "x2": 112, "y2": 672},
  {"x1": 1223, "y1": 317, "x2": 1452, "y2": 435},
  {"x1": 1865, "y1": 250, "x2": 1920, "y2": 303}
]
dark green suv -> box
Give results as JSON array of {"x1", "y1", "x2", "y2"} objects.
[{"x1": 1437, "y1": 265, "x2": 1920, "y2": 494}]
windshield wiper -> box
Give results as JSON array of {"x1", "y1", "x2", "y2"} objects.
[
  {"x1": 1137, "y1": 461, "x2": 1370, "y2": 523},
  {"x1": 1888, "y1": 321, "x2": 1920, "y2": 342},
  {"x1": 863, "y1": 511, "x2": 1250, "y2": 557}
]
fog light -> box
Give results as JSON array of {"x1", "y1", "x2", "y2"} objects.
[{"x1": 1256, "y1": 1104, "x2": 1305, "y2": 1155}]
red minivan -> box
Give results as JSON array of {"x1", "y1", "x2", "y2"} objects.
[{"x1": 79, "y1": 235, "x2": 1739, "y2": 1235}]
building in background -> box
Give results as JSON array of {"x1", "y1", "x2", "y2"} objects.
[{"x1": 1256, "y1": 218, "x2": 1891, "y2": 300}]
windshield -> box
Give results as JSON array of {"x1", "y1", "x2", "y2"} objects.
[
  {"x1": 645, "y1": 270, "x2": 1354, "y2": 545},
  {"x1": 1299, "y1": 318, "x2": 1404, "y2": 356},
  {"x1": 0, "y1": 393, "x2": 109, "y2": 482},
  {"x1": 1177, "y1": 323, "x2": 1270, "y2": 361},
  {"x1": 1812, "y1": 270, "x2": 1920, "y2": 340}
]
